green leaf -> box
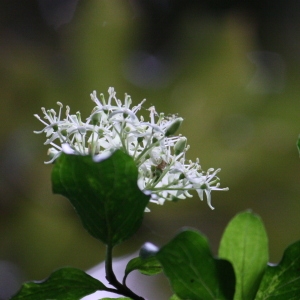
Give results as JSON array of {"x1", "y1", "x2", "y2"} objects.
[
  {"x1": 11, "y1": 267, "x2": 106, "y2": 300},
  {"x1": 297, "y1": 135, "x2": 300, "y2": 155},
  {"x1": 125, "y1": 256, "x2": 162, "y2": 278},
  {"x1": 156, "y1": 229, "x2": 235, "y2": 300},
  {"x1": 51, "y1": 150, "x2": 150, "y2": 246},
  {"x1": 255, "y1": 240, "x2": 300, "y2": 300},
  {"x1": 169, "y1": 294, "x2": 183, "y2": 300},
  {"x1": 218, "y1": 210, "x2": 268, "y2": 300}
]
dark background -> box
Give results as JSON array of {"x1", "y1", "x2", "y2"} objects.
[{"x1": 1, "y1": 0, "x2": 300, "y2": 298}]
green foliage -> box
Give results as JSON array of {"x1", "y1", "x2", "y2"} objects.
[
  {"x1": 156, "y1": 229, "x2": 235, "y2": 300},
  {"x1": 11, "y1": 267, "x2": 106, "y2": 300},
  {"x1": 14, "y1": 148, "x2": 300, "y2": 299},
  {"x1": 11, "y1": 208, "x2": 300, "y2": 300},
  {"x1": 124, "y1": 256, "x2": 162, "y2": 278},
  {"x1": 297, "y1": 136, "x2": 300, "y2": 155},
  {"x1": 156, "y1": 211, "x2": 300, "y2": 300},
  {"x1": 255, "y1": 240, "x2": 300, "y2": 299},
  {"x1": 169, "y1": 295, "x2": 182, "y2": 300},
  {"x1": 218, "y1": 211, "x2": 268, "y2": 300},
  {"x1": 51, "y1": 150, "x2": 150, "y2": 246}
]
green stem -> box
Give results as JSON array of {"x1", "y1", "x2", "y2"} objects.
[{"x1": 105, "y1": 244, "x2": 145, "y2": 300}]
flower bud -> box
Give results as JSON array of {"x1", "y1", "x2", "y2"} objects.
[
  {"x1": 47, "y1": 148, "x2": 58, "y2": 159},
  {"x1": 165, "y1": 117, "x2": 183, "y2": 137},
  {"x1": 174, "y1": 137, "x2": 187, "y2": 155},
  {"x1": 76, "y1": 111, "x2": 82, "y2": 123},
  {"x1": 60, "y1": 129, "x2": 67, "y2": 136},
  {"x1": 91, "y1": 113, "x2": 101, "y2": 125},
  {"x1": 99, "y1": 93, "x2": 106, "y2": 105}
]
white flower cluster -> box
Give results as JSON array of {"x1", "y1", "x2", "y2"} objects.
[{"x1": 34, "y1": 87, "x2": 228, "y2": 210}]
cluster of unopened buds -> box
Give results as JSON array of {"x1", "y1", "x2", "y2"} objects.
[{"x1": 34, "y1": 87, "x2": 228, "y2": 210}]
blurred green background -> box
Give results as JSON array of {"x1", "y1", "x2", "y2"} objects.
[{"x1": 1, "y1": 0, "x2": 300, "y2": 298}]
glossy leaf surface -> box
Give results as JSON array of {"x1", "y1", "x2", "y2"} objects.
[
  {"x1": 255, "y1": 240, "x2": 300, "y2": 299},
  {"x1": 125, "y1": 256, "x2": 162, "y2": 278},
  {"x1": 11, "y1": 267, "x2": 106, "y2": 300},
  {"x1": 169, "y1": 295, "x2": 182, "y2": 300},
  {"x1": 52, "y1": 150, "x2": 150, "y2": 246},
  {"x1": 218, "y1": 210, "x2": 268, "y2": 300},
  {"x1": 157, "y1": 229, "x2": 235, "y2": 300}
]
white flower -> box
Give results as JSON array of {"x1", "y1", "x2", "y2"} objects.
[{"x1": 34, "y1": 87, "x2": 228, "y2": 210}]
